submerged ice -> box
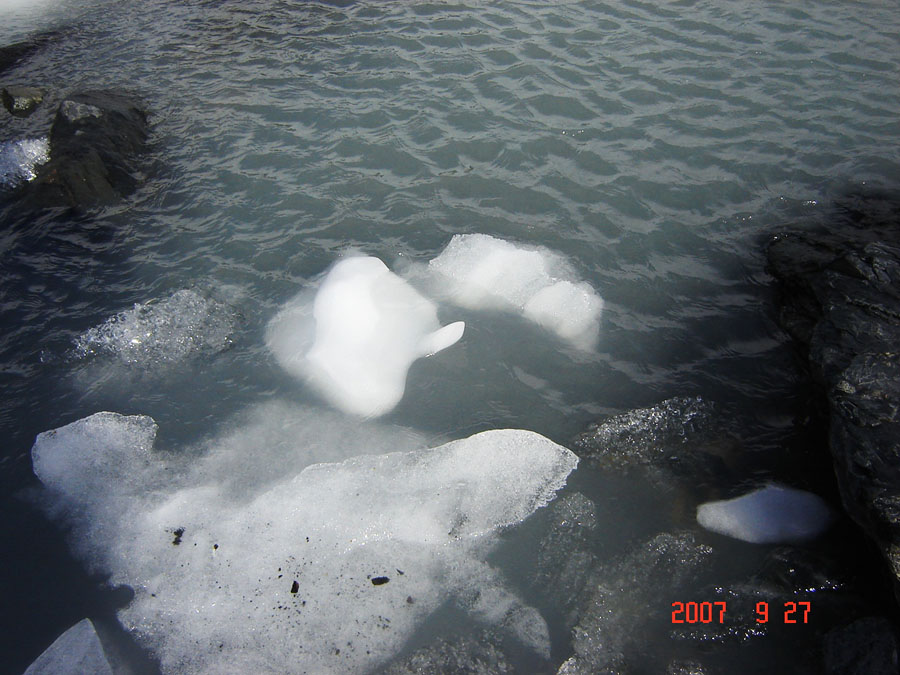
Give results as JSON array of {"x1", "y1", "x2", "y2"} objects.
[
  {"x1": 31, "y1": 409, "x2": 577, "y2": 673},
  {"x1": 73, "y1": 289, "x2": 237, "y2": 367},
  {"x1": 267, "y1": 256, "x2": 464, "y2": 417},
  {"x1": 427, "y1": 234, "x2": 603, "y2": 351}
]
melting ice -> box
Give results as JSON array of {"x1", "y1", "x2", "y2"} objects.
[
  {"x1": 266, "y1": 256, "x2": 464, "y2": 417},
  {"x1": 426, "y1": 234, "x2": 603, "y2": 351},
  {"x1": 696, "y1": 484, "x2": 833, "y2": 544},
  {"x1": 73, "y1": 289, "x2": 237, "y2": 367},
  {"x1": 30, "y1": 408, "x2": 577, "y2": 673},
  {"x1": 0, "y1": 137, "x2": 49, "y2": 188}
]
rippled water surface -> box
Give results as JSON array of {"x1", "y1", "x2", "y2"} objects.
[{"x1": 2, "y1": 0, "x2": 899, "y2": 672}]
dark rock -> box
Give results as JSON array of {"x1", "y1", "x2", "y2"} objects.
[
  {"x1": 823, "y1": 617, "x2": 899, "y2": 675},
  {"x1": 573, "y1": 396, "x2": 735, "y2": 490},
  {"x1": 532, "y1": 492, "x2": 597, "y2": 627},
  {"x1": 0, "y1": 30, "x2": 62, "y2": 76},
  {"x1": 766, "y1": 190, "x2": 900, "y2": 601},
  {"x1": 560, "y1": 532, "x2": 713, "y2": 674},
  {"x1": 2, "y1": 86, "x2": 44, "y2": 118},
  {"x1": 20, "y1": 90, "x2": 150, "y2": 209}
]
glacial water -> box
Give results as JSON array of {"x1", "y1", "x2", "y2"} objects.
[{"x1": 2, "y1": 0, "x2": 899, "y2": 673}]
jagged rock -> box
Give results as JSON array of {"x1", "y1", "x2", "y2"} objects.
[
  {"x1": 23, "y1": 618, "x2": 113, "y2": 675},
  {"x1": 21, "y1": 90, "x2": 149, "y2": 209},
  {"x1": 572, "y1": 396, "x2": 734, "y2": 489},
  {"x1": 766, "y1": 191, "x2": 900, "y2": 601},
  {"x1": 561, "y1": 532, "x2": 713, "y2": 674},
  {"x1": 2, "y1": 85, "x2": 44, "y2": 117},
  {"x1": 822, "y1": 616, "x2": 900, "y2": 675}
]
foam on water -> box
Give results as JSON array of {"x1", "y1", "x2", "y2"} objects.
[
  {"x1": 73, "y1": 289, "x2": 237, "y2": 367},
  {"x1": 31, "y1": 410, "x2": 577, "y2": 673},
  {"x1": 696, "y1": 484, "x2": 833, "y2": 544},
  {"x1": 0, "y1": 138, "x2": 49, "y2": 188},
  {"x1": 426, "y1": 234, "x2": 603, "y2": 351},
  {"x1": 266, "y1": 256, "x2": 464, "y2": 417}
]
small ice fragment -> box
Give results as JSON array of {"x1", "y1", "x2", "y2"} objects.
[{"x1": 696, "y1": 483, "x2": 832, "y2": 544}]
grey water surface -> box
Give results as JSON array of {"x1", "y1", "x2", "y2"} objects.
[{"x1": 1, "y1": 0, "x2": 899, "y2": 673}]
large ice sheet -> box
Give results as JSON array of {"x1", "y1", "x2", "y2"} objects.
[
  {"x1": 266, "y1": 256, "x2": 464, "y2": 417},
  {"x1": 31, "y1": 411, "x2": 577, "y2": 673},
  {"x1": 24, "y1": 618, "x2": 113, "y2": 675},
  {"x1": 696, "y1": 484, "x2": 833, "y2": 544},
  {"x1": 427, "y1": 234, "x2": 603, "y2": 350}
]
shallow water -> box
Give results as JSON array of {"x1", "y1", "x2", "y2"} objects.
[{"x1": 1, "y1": 0, "x2": 899, "y2": 672}]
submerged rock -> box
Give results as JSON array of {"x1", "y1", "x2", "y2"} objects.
[
  {"x1": 0, "y1": 30, "x2": 62, "y2": 76},
  {"x1": 384, "y1": 630, "x2": 519, "y2": 675},
  {"x1": 560, "y1": 531, "x2": 713, "y2": 674},
  {"x1": 573, "y1": 396, "x2": 734, "y2": 489},
  {"x1": 20, "y1": 90, "x2": 150, "y2": 209},
  {"x1": 766, "y1": 190, "x2": 900, "y2": 600}
]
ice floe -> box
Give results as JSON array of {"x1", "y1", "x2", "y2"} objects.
[
  {"x1": 31, "y1": 410, "x2": 577, "y2": 673},
  {"x1": 426, "y1": 234, "x2": 603, "y2": 351},
  {"x1": 696, "y1": 483, "x2": 833, "y2": 544},
  {"x1": 266, "y1": 256, "x2": 464, "y2": 417}
]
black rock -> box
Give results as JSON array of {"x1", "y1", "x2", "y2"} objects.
[
  {"x1": 823, "y1": 616, "x2": 900, "y2": 675},
  {"x1": 766, "y1": 190, "x2": 900, "y2": 602},
  {"x1": 2, "y1": 86, "x2": 45, "y2": 118},
  {"x1": 0, "y1": 30, "x2": 62, "y2": 76},
  {"x1": 20, "y1": 90, "x2": 150, "y2": 209}
]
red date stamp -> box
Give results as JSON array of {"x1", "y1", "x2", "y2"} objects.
[{"x1": 671, "y1": 601, "x2": 811, "y2": 624}]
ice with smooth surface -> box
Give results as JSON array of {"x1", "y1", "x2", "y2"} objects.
[
  {"x1": 73, "y1": 289, "x2": 237, "y2": 367},
  {"x1": 24, "y1": 618, "x2": 113, "y2": 675},
  {"x1": 267, "y1": 256, "x2": 465, "y2": 417},
  {"x1": 427, "y1": 234, "x2": 603, "y2": 350},
  {"x1": 0, "y1": 137, "x2": 49, "y2": 188},
  {"x1": 696, "y1": 484, "x2": 833, "y2": 544},
  {"x1": 31, "y1": 411, "x2": 577, "y2": 673}
]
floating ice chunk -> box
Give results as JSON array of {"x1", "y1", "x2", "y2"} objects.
[
  {"x1": 696, "y1": 484, "x2": 833, "y2": 544},
  {"x1": 73, "y1": 289, "x2": 236, "y2": 367},
  {"x1": 0, "y1": 137, "x2": 49, "y2": 187},
  {"x1": 32, "y1": 411, "x2": 576, "y2": 674},
  {"x1": 266, "y1": 256, "x2": 465, "y2": 417},
  {"x1": 427, "y1": 234, "x2": 603, "y2": 350},
  {"x1": 24, "y1": 619, "x2": 113, "y2": 675}
]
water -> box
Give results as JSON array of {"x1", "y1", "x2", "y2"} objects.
[{"x1": 1, "y1": 0, "x2": 899, "y2": 672}]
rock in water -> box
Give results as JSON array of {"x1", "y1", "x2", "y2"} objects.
[
  {"x1": 24, "y1": 619, "x2": 113, "y2": 675},
  {"x1": 31, "y1": 413, "x2": 577, "y2": 674},
  {"x1": 766, "y1": 190, "x2": 900, "y2": 598},
  {"x1": 697, "y1": 484, "x2": 832, "y2": 544},
  {"x1": 427, "y1": 234, "x2": 603, "y2": 351},
  {"x1": 267, "y1": 256, "x2": 465, "y2": 417},
  {"x1": 21, "y1": 90, "x2": 149, "y2": 209},
  {"x1": 2, "y1": 85, "x2": 44, "y2": 117}
]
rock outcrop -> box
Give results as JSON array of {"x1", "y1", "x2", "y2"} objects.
[
  {"x1": 767, "y1": 190, "x2": 900, "y2": 599},
  {"x1": 19, "y1": 90, "x2": 150, "y2": 209}
]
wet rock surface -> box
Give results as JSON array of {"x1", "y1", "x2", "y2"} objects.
[
  {"x1": 20, "y1": 90, "x2": 150, "y2": 209},
  {"x1": 2, "y1": 85, "x2": 45, "y2": 118},
  {"x1": 766, "y1": 191, "x2": 900, "y2": 599}
]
